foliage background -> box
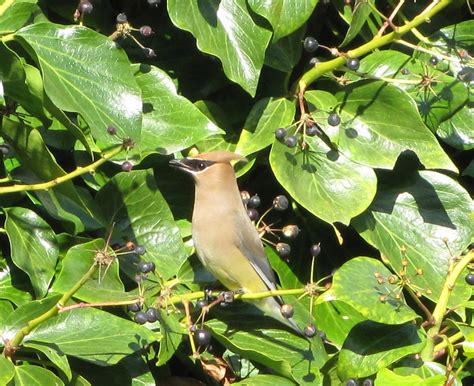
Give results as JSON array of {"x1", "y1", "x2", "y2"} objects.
[{"x1": 0, "y1": 0, "x2": 472, "y2": 385}]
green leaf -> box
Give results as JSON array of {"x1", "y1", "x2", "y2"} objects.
[
  {"x1": 338, "y1": 321, "x2": 426, "y2": 379},
  {"x1": 340, "y1": 0, "x2": 374, "y2": 47},
  {"x1": 353, "y1": 171, "x2": 473, "y2": 308},
  {"x1": 52, "y1": 240, "x2": 131, "y2": 303},
  {"x1": 0, "y1": 1, "x2": 38, "y2": 34},
  {"x1": 320, "y1": 80, "x2": 457, "y2": 172},
  {"x1": 324, "y1": 257, "x2": 418, "y2": 325},
  {"x1": 0, "y1": 299, "x2": 13, "y2": 326},
  {"x1": 12, "y1": 364, "x2": 64, "y2": 386},
  {"x1": 4, "y1": 207, "x2": 58, "y2": 298},
  {"x1": 264, "y1": 27, "x2": 305, "y2": 73},
  {"x1": 270, "y1": 127, "x2": 377, "y2": 225},
  {"x1": 24, "y1": 307, "x2": 158, "y2": 366},
  {"x1": 437, "y1": 102, "x2": 473, "y2": 150},
  {"x1": 0, "y1": 262, "x2": 32, "y2": 306},
  {"x1": 134, "y1": 64, "x2": 222, "y2": 156},
  {"x1": 95, "y1": 170, "x2": 187, "y2": 281},
  {"x1": 157, "y1": 309, "x2": 184, "y2": 366},
  {"x1": 375, "y1": 368, "x2": 445, "y2": 386},
  {"x1": 236, "y1": 97, "x2": 295, "y2": 156},
  {"x1": 234, "y1": 374, "x2": 296, "y2": 386},
  {"x1": 247, "y1": 0, "x2": 317, "y2": 42},
  {"x1": 167, "y1": 0, "x2": 272, "y2": 96},
  {"x1": 0, "y1": 356, "x2": 15, "y2": 385},
  {"x1": 15, "y1": 22, "x2": 142, "y2": 148},
  {"x1": 24, "y1": 341, "x2": 72, "y2": 381},
  {"x1": 207, "y1": 318, "x2": 326, "y2": 385}
]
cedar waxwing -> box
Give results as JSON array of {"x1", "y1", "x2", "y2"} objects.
[{"x1": 170, "y1": 151, "x2": 300, "y2": 333}]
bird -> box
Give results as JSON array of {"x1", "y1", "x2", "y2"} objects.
[{"x1": 170, "y1": 150, "x2": 300, "y2": 333}]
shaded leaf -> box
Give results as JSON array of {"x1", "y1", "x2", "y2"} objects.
[
  {"x1": 264, "y1": 27, "x2": 305, "y2": 73},
  {"x1": 12, "y1": 364, "x2": 64, "y2": 386},
  {"x1": 234, "y1": 374, "x2": 296, "y2": 385},
  {"x1": 24, "y1": 341, "x2": 72, "y2": 381},
  {"x1": 340, "y1": 0, "x2": 373, "y2": 47},
  {"x1": 0, "y1": 1, "x2": 38, "y2": 34},
  {"x1": 0, "y1": 355, "x2": 15, "y2": 385},
  {"x1": 167, "y1": 0, "x2": 272, "y2": 96},
  {"x1": 157, "y1": 309, "x2": 185, "y2": 366},
  {"x1": 0, "y1": 262, "x2": 32, "y2": 306}
]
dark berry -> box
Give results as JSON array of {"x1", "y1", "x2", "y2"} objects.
[
  {"x1": 146, "y1": 307, "x2": 159, "y2": 322},
  {"x1": 310, "y1": 243, "x2": 321, "y2": 257},
  {"x1": 134, "y1": 245, "x2": 146, "y2": 255},
  {"x1": 458, "y1": 67, "x2": 474, "y2": 83},
  {"x1": 194, "y1": 329, "x2": 211, "y2": 346},
  {"x1": 327, "y1": 112, "x2": 341, "y2": 126},
  {"x1": 304, "y1": 323, "x2": 317, "y2": 338},
  {"x1": 127, "y1": 303, "x2": 141, "y2": 312},
  {"x1": 309, "y1": 57, "x2": 320, "y2": 66},
  {"x1": 138, "y1": 261, "x2": 155, "y2": 273},
  {"x1": 273, "y1": 195, "x2": 289, "y2": 211},
  {"x1": 134, "y1": 311, "x2": 147, "y2": 324},
  {"x1": 465, "y1": 272, "x2": 474, "y2": 285},
  {"x1": 276, "y1": 243, "x2": 291, "y2": 258},
  {"x1": 346, "y1": 58, "x2": 360, "y2": 71},
  {"x1": 362, "y1": 379, "x2": 373, "y2": 386},
  {"x1": 196, "y1": 299, "x2": 208, "y2": 309},
  {"x1": 429, "y1": 56, "x2": 439, "y2": 66},
  {"x1": 116, "y1": 13, "x2": 128, "y2": 23},
  {"x1": 306, "y1": 125, "x2": 321, "y2": 137},
  {"x1": 280, "y1": 304, "x2": 294, "y2": 318},
  {"x1": 401, "y1": 68, "x2": 410, "y2": 75},
  {"x1": 346, "y1": 379, "x2": 358, "y2": 386},
  {"x1": 140, "y1": 26, "x2": 154, "y2": 37},
  {"x1": 275, "y1": 127, "x2": 287, "y2": 140},
  {"x1": 240, "y1": 191, "x2": 251, "y2": 205},
  {"x1": 134, "y1": 273, "x2": 147, "y2": 283},
  {"x1": 284, "y1": 135, "x2": 297, "y2": 148},
  {"x1": 282, "y1": 225, "x2": 299, "y2": 239},
  {"x1": 248, "y1": 194, "x2": 261, "y2": 208},
  {"x1": 121, "y1": 161, "x2": 133, "y2": 172},
  {"x1": 78, "y1": 0, "x2": 93, "y2": 14},
  {"x1": 107, "y1": 126, "x2": 117, "y2": 135},
  {"x1": 247, "y1": 208, "x2": 259, "y2": 221},
  {"x1": 143, "y1": 48, "x2": 157, "y2": 58},
  {"x1": 303, "y1": 37, "x2": 319, "y2": 53}
]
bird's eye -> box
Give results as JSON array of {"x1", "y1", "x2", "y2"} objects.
[{"x1": 197, "y1": 162, "x2": 206, "y2": 170}]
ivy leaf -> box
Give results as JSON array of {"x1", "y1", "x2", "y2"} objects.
[
  {"x1": 0, "y1": 1, "x2": 38, "y2": 34},
  {"x1": 5, "y1": 207, "x2": 58, "y2": 298},
  {"x1": 340, "y1": 0, "x2": 374, "y2": 47},
  {"x1": 264, "y1": 27, "x2": 305, "y2": 73},
  {"x1": 0, "y1": 261, "x2": 32, "y2": 306},
  {"x1": 0, "y1": 356, "x2": 15, "y2": 385},
  {"x1": 11, "y1": 364, "x2": 64, "y2": 386},
  {"x1": 15, "y1": 22, "x2": 142, "y2": 149},
  {"x1": 134, "y1": 64, "x2": 222, "y2": 156},
  {"x1": 24, "y1": 341, "x2": 72, "y2": 381},
  {"x1": 353, "y1": 171, "x2": 473, "y2": 308},
  {"x1": 247, "y1": 0, "x2": 317, "y2": 42},
  {"x1": 167, "y1": 0, "x2": 272, "y2": 96},
  {"x1": 375, "y1": 367, "x2": 445, "y2": 386}
]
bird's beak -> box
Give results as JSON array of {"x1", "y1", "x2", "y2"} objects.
[{"x1": 169, "y1": 158, "x2": 192, "y2": 173}]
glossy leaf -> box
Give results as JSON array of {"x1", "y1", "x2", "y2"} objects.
[
  {"x1": 248, "y1": 0, "x2": 317, "y2": 41},
  {"x1": 340, "y1": 0, "x2": 374, "y2": 47},
  {"x1": 0, "y1": 262, "x2": 32, "y2": 306},
  {"x1": 24, "y1": 341, "x2": 72, "y2": 381},
  {"x1": 234, "y1": 374, "x2": 296, "y2": 386},
  {"x1": 157, "y1": 309, "x2": 184, "y2": 366},
  {"x1": 0, "y1": 300, "x2": 13, "y2": 327},
  {"x1": 15, "y1": 22, "x2": 142, "y2": 148},
  {"x1": 270, "y1": 127, "x2": 377, "y2": 225},
  {"x1": 323, "y1": 257, "x2": 418, "y2": 325},
  {"x1": 167, "y1": 0, "x2": 272, "y2": 96},
  {"x1": 52, "y1": 240, "x2": 131, "y2": 303},
  {"x1": 0, "y1": 1, "x2": 38, "y2": 34},
  {"x1": 95, "y1": 170, "x2": 187, "y2": 281},
  {"x1": 134, "y1": 64, "x2": 222, "y2": 156},
  {"x1": 0, "y1": 355, "x2": 15, "y2": 385},
  {"x1": 236, "y1": 97, "x2": 295, "y2": 156},
  {"x1": 24, "y1": 307, "x2": 157, "y2": 366},
  {"x1": 207, "y1": 317, "x2": 326, "y2": 385},
  {"x1": 338, "y1": 321, "x2": 426, "y2": 379},
  {"x1": 4, "y1": 207, "x2": 58, "y2": 298},
  {"x1": 353, "y1": 171, "x2": 473, "y2": 308},
  {"x1": 375, "y1": 368, "x2": 445, "y2": 386},
  {"x1": 12, "y1": 364, "x2": 64, "y2": 386},
  {"x1": 264, "y1": 27, "x2": 305, "y2": 73},
  {"x1": 437, "y1": 102, "x2": 473, "y2": 150}
]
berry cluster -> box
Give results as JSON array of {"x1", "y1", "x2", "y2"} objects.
[
  {"x1": 346, "y1": 378, "x2": 373, "y2": 386},
  {"x1": 128, "y1": 303, "x2": 159, "y2": 324}
]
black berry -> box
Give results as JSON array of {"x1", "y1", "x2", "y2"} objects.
[
  {"x1": 134, "y1": 273, "x2": 147, "y2": 283},
  {"x1": 196, "y1": 299, "x2": 208, "y2": 309},
  {"x1": 306, "y1": 125, "x2": 321, "y2": 137},
  {"x1": 143, "y1": 48, "x2": 157, "y2": 58},
  {"x1": 276, "y1": 243, "x2": 291, "y2": 258},
  {"x1": 284, "y1": 135, "x2": 297, "y2": 148},
  {"x1": 194, "y1": 329, "x2": 211, "y2": 346},
  {"x1": 327, "y1": 112, "x2": 341, "y2": 126},
  {"x1": 346, "y1": 379, "x2": 358, "y2": 386},
  {"x1": 304, "y1": 323, "x2": 317, "y2": 338},
  {"x1": 134, "y1": 245, "x2": 146, "y2": 255},
  {"x1": 429, "y1": 56, "x2": 439, "y2": 66},
  {"x1": 346, "y1": 58, "x2": 360, "y2": 71},
  {"x1": 107, "y1": 126, "x2": 117, "y2": 135},
  {"x1": 127, "y1": 303, "x2": 141, "y2": 312},
  {"x1": 248, "y1": 194, "x2": 261, "y2": 208},
  {"x1": 362, "y1": 379, "x2": 373, "y2": 386},
  {"x1": 310, "y1": 243, "x2": 321, "y2": 257},
  {"x1": 275, "y1": 127, "x2": 287, "y2": 140},
  {"x1": 247, "y1": 208, "x2": 259, "y2": 221},
  {"x1": 116, "y1": 13, "x2": 128, "y2": 24},
  {"x1": 465, "y1": 272, "x2": 474, "y2": 285},
  {"x1": 309, "y1": 57, "x2": 320, "y2": 66},
  {"x1": 282, "y1": 225, "x2": 299, "y2": 239},
  {"x1": 280, "y1": 304, "x2": 294, "y2": 318},
  {"x1": 140, "y1": 26, "x2": 154, "y2": 37},
  {"x1": 146, "y1": 307, "x2": 159, "y2": 322},
  {"x1": 121, "y1": 161, "x2": 133, "y2": 172},
  {"x1": 78, "y1": 0, "x2": 93, "y2": 14},
  {"x1": 273, "y1": 195, "x2": 289, "y2": 211},
  {"x1": 240, "y1": 191, "x2": 251, "y2": 205},
  {"x1": 134, "y1": 311, "x2": 147, "y2": 324},
  {"x1": 138, "y1": 261, "x2": 155, "y2": 273},
  {"x1": 303, "y1": 37, "x2": 319, "y2": 53}
]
